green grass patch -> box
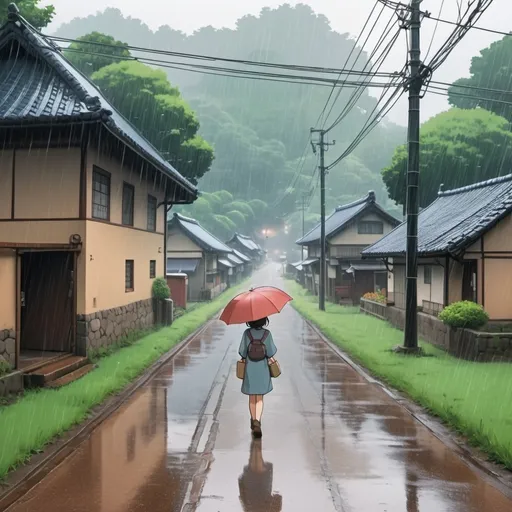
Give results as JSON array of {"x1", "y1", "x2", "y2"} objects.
[
  {"x1": 0, "y1": 281, "x2": 248, "y2": 479},
  {"x1": 285, "y1": 280, "x2": 512, "y2": 470}
]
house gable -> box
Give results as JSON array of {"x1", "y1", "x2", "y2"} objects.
[{"x1": 329, "y1": 210, "x2": 398, "y2": 245}]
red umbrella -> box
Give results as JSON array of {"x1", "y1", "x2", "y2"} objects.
[{"x1": 219, "y1": 286, "x2": 293, "y2": 325}]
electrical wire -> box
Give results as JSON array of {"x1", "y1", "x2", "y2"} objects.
[
  {"x1": 321, "y1": 1, "x2": 390, "y2": 129},
  {"x1": 424, "y1": 0, "x2": 445, "y2": 62},
  {"x1": 424, "y1": 11, "x2": 510, "y2": 38},
  {"x1": 315, "y1": 0, "x2": 381, "y2": 127},
  {"x1": 47, "y1": 34, "x2": 399, "y2": 78}
]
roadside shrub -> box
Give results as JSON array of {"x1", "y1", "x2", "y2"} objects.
[
  {"x1": 152, "y1": 277, "x2": 170, "y2": 300},
  {"x1": 362, "y1": 292, "x2": 387, "y2": 304},
  {"x1": 439, "y1": 301, "x2": 489, "y2": 330}
]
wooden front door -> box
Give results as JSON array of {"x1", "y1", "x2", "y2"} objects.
[
  {"x1": 462, "y1": 260, "x2": 477, "y2": 303},
  {"x1": 21, "y1": 251, "x2": 74, "y2": 352}
]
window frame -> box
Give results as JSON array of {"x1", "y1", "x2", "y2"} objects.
[
  {"x1": 424, "y1": 265, "x2": 432, "y2": 285},
  {"x1": 92, "y1": 166, "x2": 111, "y2": 221},
  {"x1": 358, "y1": 221, "x2": 384, "y2": 235},
  {"x1": 149, "y1": 260, "x2": 156, "y2": 279},
  {"x1": 125, "y1": 260, "x2": 134, "y2": 293},
  {"x1": 122, "y1": 182, "x2": 135, "y2": 227},
  {"x1": 147, "y1": 195, "x2": 157, "y2": 232}
]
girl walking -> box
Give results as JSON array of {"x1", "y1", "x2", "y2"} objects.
[{"x1": 238, "y1": 317, "x2": 277, "y2": 438}]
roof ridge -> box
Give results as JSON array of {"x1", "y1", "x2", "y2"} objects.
[
  {"x1": 335, "y1": 191, "x2": 376, "y2": 212},
  {"x1": 439, "y1": 174, "x2": 512, "y2": 197}
]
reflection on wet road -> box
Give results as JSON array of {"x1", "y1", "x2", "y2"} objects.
[{"x1": 6, "y1": 266, "x2": 512, "y2": 511}]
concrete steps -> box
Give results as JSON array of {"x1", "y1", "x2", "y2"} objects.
[{"x1": 24, "y1": 355, "x2": 91, "y2": 388}]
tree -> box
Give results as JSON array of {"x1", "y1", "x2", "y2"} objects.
[
  {"x1": 1, "y1": 0, "x2": 54, "y2": 29},
  {"x1": 382, "y1": 108, "x2": 512, "y2": 208},
  {"x1": 64, "y1": 32, "x2": 131, "y2": 76},
  {"x1": 92, "y1": 60, "x2": 214, "y2": 184},
  {"x1": 448, "y1": 36, "x2": 512, "y2": 121}
]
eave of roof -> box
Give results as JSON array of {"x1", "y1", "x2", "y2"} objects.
[{"x1": 0, "y1": 9, "x2": 197, "y2": 202}]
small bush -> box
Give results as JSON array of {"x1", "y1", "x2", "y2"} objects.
[
  {"x1": 362, "y1": 292, "x2": 387, "y2": 304},
  {"x1": 152, "y1": 277, "x2": 170, "y2": 300},
  {"x1": 439, "y1": 301, "x2": 489, "y2": 330}
]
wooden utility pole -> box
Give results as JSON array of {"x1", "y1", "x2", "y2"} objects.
[
  {"x1": 403, "y1": 0, "x2": 422, "y2": 351},
  {"x1": 310, "y1": 129, "x2": 335, "y2": 311}
]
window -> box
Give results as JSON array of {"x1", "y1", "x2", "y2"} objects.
[
  {"x1": 424, "y1": 265, "x2": 432, "y2": 285},
  {"x1": 147, "y1": 195, "x2": 157, "y2": 232},
  {"x1": 122, "y1": 183, "x2": 135, "y2": 226},
  {"x1": 92, "y1": 167, "x2": 110, "y2": 220},
  {"x1": 206, "y1": 273, "x2": 215, "y2": 284},
  {"x1": 125, "y1": 260, "x2": 134, "y2": 292},
  {"x1": 150, "y1": 260, "x2": 156, "y2": 279},
  {"x1": 358, "y1": 221, "x2": 384, "y2": 235}
]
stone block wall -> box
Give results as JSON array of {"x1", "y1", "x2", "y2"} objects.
[
  {"x1": 0, "y1": 329, "x2": 16, "y2": 367},
  {"x1": 360, "y1": 299, "x2": 512, "y2": 362},
  {"x1": 77, "y1": 299, "x2": 154, "y2": 355}
]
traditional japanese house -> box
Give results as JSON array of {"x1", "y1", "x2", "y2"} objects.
[
  {"x1": 296, "y1": 192, "x2": 400, "y2": 304},
  {"x1": 166, "y1": 213, "x2": 233, "y2": 301},
  {"x1": 0, "y1": 5, "x2": 197, "y2": 381},
  {"x1": 362, "y1": 175, "x2": 512, "y2": 321}
]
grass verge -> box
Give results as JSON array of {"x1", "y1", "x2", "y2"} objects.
[
  {"x1": 285, "y1": 280, "x2": 512, "y2": 470},
  {"x1": 0, "y1": 281, "x2": 248, "y2": 479}
]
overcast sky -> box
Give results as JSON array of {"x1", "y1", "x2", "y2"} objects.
[{"x1": 46, "y1": 0, "x2": 510, "y2": 125}]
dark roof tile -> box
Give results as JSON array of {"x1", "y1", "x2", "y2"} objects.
[{"x1": 363, "y1": 174, "x2": 512, "y2": 258}]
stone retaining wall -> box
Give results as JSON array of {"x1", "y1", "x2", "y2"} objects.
[
  {"x1": 77, "y1": 299, "x2": 154, "y2": 355},
  {"x1": 360, "y1": 299, "x2": 511, "y2": 362},
  {"x1": 0, "y1": 329, "x2": 16, "y2": 367}
]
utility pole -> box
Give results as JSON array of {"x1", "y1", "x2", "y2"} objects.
[
  {"x1": 310, "y1": 129, "x2": 335, "y2": 311},
  {"x1": 402, "y1": 0, "x2": 422, "y2": 352}
]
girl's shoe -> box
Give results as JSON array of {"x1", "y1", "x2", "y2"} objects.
[
  {"x1": 252, "y1": 420, "x2": 262, "y2": 438},
  {"x1": 250, "y1": 419, "x2": 255, "y2": 431}
]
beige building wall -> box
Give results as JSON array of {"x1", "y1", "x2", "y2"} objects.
[
  {"x1": 0, "y1": 150, "x2": 13, "y2": 219},
  {"x1": 87, "y1": 152, "x2": 166, "y2": 233},
  {"x1": 14, "y1": 148, "x2": 80, "y2": 219},
  {"x1": 329, "y1": 212, "x2": 396, "y2": 246},
  {"x1": 85, "y1": 221, "x2": 163, "y2": 315},
  {"x1": 167, "y1": 228, "x2": 202, "y2": 253},
  {"x1": 0, "y1": 249, "x2": 16, "y2": 330},
  {"x1": 483, "y1": 259, "x2": 512, "y2": 319}
]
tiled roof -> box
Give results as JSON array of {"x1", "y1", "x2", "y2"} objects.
[
  {"x1": 0, "y1": 6, "x2": 197, "y2": 201},
  {"x1": 170, "y1": 213, "x2": 232, "y2": 253},
  {"x1": 362, "y1": 174, "x2": 512, "y2": 258},
  {"x1": 296, "y1": 191, "x2": 399, "y2": 245},
  {"x1": 227, "y1": 253, "x2": 244, "y2": 265},
  {"x1": 227, "y1": 233, "x2": 261, "y2": 253},
  {"x1": 231, "y1": 249, "x2": 251, "y2": 263}
]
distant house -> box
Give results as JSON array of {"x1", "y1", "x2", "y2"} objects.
[
  {"x1": 362, "y1": 175, "x2": 512, "y2": 320},
  {"x1": 167, "y1": 214, "x2": 236, "y2": 301},
  {"x1": 226, "y1": 233, "x2": 264, "y2": 266},
  {"x1": 296, "y1": 192, "x2": 400, "y2": 304},
  {"x1": 0, "y1": 6, "x2": 197, "y2": 377}
]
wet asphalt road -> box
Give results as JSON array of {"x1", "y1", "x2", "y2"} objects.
[{"x1": 6, "y1": 265, "x2": 512, "y2": 512}]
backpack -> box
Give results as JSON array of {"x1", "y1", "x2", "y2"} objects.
[{"x1": 247, "y1": 330, "x2": 269, "y2": 362}]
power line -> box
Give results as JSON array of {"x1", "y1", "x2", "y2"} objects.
[
  {"x1": 47, "y1": 34, "x2": 399, "y2": 78},
  {"x1": 321, "y1": 1, "x2": 389, "y2": 128},
  {"x1": 424, "y1": 11, "x2": 511, "y2": 38},
  {"x1": 428, "y1": 85, "x2": 512, "y2": 107},
  {"x1": 313, "y1": 0, "x2": 382, "y2": 127},
  {"x1": 57, "y1": 46, "x2": 399, "y2": 89}
]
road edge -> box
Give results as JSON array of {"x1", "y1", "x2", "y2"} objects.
[
  {"x1": 301, "y1": 314, "x2": 512, "y2": 499},
  {"x1": 0, "y1": 317, "x2": 217, "y2": 511}
]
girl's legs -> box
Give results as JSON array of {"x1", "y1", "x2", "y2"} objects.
[{"x1": 248, "y1": 395, "x2": 264, "y2": 421}]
